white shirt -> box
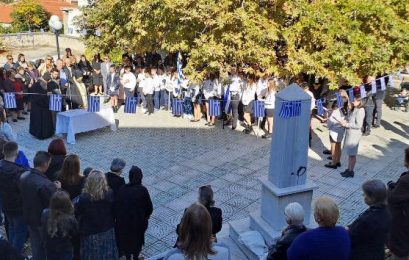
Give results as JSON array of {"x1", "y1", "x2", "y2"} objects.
[
  {"x1": 229, "y1": 75, "x2": 242, "y2": 93},
  {"x1": 241, "y1": 83, "x2": 256, "y2": 105},
  {"x1": 305, "y1": 89, "x2": 315, "y2": 111},
  {"x1": 259, "y1": 88, "x2": 276, "y2": 109},
  {"x1": 122, "y1": 72, "x2": 137, "y2": 90},
  {"x1": 152, "y1": 75, "x2": 162, "y2": 91},
  {"x1": 202, "y1": 79, "x2": 220, "y2": 99},
  {"x1": 256, "y1": 78, "x2": 268, "y2": 96},
  {"x1": 142, "y1": 77, "x2": 154, "y2": 95}
]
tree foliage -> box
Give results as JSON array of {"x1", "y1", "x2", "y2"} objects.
[
  {"x1": 79, "y1": 0, "x2": 409, "y2": 84},
  {"x1": 11, "y1": 0, "x2": 49, "y2": 32}
]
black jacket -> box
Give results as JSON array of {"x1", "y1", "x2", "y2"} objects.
[
  {"x1": 114, "y1": 183, "x2": 153, "y2": 255},
  {"x1": 0, "y1": 238, "x2": 24, "y2": 260},
  {"x1": 387, "y1": 171, "x2": 409, "y2": 257},
  {"x1": 267, "y1": 225, "x2": 307, "y2": 260},
  {"x1": 75, "y1": 191, "x2": 115, "y2": 237},
  {"x1": 44, "y1": 155, "x2": 66, "y2": 182},
  {"x1": 0, "y1": 160, "x2": 26, "y2": 217},
  {"x1": 19, "y1": 169, "x2": 57, "y2": 227},
  {"x1": 348, "y1": 205, "x2": 391, "y2": 260},
  {"x1": 106, "y1": 172, "x2": 125, "y2": 196}
]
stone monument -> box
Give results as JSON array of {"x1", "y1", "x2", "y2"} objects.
[{"x1": 230, "y1": 83, "x2": 317, "y2": 257}]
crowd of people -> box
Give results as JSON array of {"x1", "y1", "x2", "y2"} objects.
[{"x1": 0, "y1": 138, "x2": 407, "y2": 260}]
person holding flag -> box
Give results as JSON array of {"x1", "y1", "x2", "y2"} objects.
[{"x1": 202, "y1": 73, "x2": 221, "y2": 127}]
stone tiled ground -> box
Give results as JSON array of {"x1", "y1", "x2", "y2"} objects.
[{"x1": 10, "y1": 103, "x2": 409, "y2": 258}]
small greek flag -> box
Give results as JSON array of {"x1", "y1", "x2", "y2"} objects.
[
  {"x1": 253, "y1": 100, "x2": 265, "y2": 118},
  {"x1": 209, "y1": 99, "x2": 221, "y2": 117},
  {"x1": 380, "y1": 77, "x2": 386, "y2": 90},
  {"x1": 87, "y1": 96, "x2": 100, "y2": 112},
  {"x1": 49, "y1": 94, "x2": 63, "y2": 112},
  {"x1": 172, "y1": 99, "x2": 183, "y2": 116},
  {"x1": 4, "y1": 93, "x2": 17, "y2": 109},
  {"x1": 316, "y1": 99, "x2": 324, "y2": 116},
  {"x1": 348, "y1": 89, "x2": 354, "y2": 102},
  {"x1": 335, "y1": 92, "x2": 343, "y2": 108},
  {"x1": 360, "y1": 85, "x2": 367, "y2": 98},
  {"x1": 223, "y1": 85, "x2": 231, "y2": 114},
  {"x1": 124, "y1": 97, "x2": 137, "y2": 114},
  {"x1": 371, "y1": 81, "x2": 377, "y2": 94},
  {"x1": 279, "y1": 101, "x2": 301, "y2": 118},
  {"x1": 388, "y1": 75, "x2": 394, "y2": 88},
  {"x1": 176, "y1": 52, "x2": 185, "y2": 87}
]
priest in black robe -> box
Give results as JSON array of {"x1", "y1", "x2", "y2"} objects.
[{"x1": 29, "y1": 75, "x2": 54, "y2": 139}]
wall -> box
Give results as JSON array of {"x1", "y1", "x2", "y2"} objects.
[{"x1": 1, "y1": 32, "x2": 85, "y2": 53}]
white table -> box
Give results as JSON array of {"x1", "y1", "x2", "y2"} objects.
[{"x1": 56, "y1": 107, "x2": 117, "y2": 144}]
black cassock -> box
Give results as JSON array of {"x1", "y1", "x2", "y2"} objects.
[{"x1": 29, "y1": 80, "x2": 54, "y2": 139}]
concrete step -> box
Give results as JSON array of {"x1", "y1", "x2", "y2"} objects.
[{"x1": 229, "y1": 218, "x2": 261, "y2": 260}]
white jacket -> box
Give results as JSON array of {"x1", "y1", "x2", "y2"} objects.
[{"x1": 241, "y1": 83, "x2": 256, "y2": 105}]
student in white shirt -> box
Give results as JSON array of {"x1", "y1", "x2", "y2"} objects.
[
  {"x1": 136, "y1": 67, "x2": 146, "y2": 110},
  {"x1": 258, "y1": 79, "x2": 277, "y2": 139},
  {"x1": 164, "y1": 69, "x2": 178, "y2": 110},
  {"x1": 142, "y1": 68, "x2": 155, "y2": 115},
  {"x1": 202, "y1": 73, "x2": 220, "y2": 127},
  {"x1": 120, "y1": 65, "x2": 137, "y2": 98},
  {"x1": 226, "y1": 69, "x2": 242, "y2": 130},
  {"x1": 151, "y1": 68, "x2": 162, "y2": 112},
  {"x1": 241, "y1": 74, "x2": 257, "y2": 134},
  {"x1": 157, "y1": 67, "x2": 166, "y2": 109}
]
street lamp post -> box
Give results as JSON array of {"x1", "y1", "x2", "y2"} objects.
[{"x1": 48, "y1": 15, "x2": 63, "y2": 59}]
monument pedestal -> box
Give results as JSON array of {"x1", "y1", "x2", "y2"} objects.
[{"x1": 250, "y1": 179, "x2": 317, "y2": 245}]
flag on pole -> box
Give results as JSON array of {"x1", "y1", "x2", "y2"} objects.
[
  {"x1": 223, "y1": 85, "x2": 231, "y2": 114},
  {"x1": 209, "y1": 99, "x2": 221, "y2": 117},
  {"x1": 172, "y1": 98, "x2": 183, "y2": 116},
  {"x1": 87, "y1": 96, "x2": 100, "y2": 112},
  {"x1": 388, "y1": 75, "x2": 394, "y2": 88},
  {"x1": 176, "y1": 52, "x2": 184, "y2": 94},
  {"x1": 4, "y1": 93, "x2": 17, "y2": 109},
  {"x1": 49, "y1": 94, "x2": 63, "y2": 112},
  {"x1": 348, "y1": 88, "x2": 354, "y2": 102},
  {"x1": 371, "y1": 81, "x2": 377, "y2": 94},
  {"x1": 335, "y1": 92, "x2": 343, "y2": 108},
  {"x1": 253, "y1": 100, "x2": 265, "y2": 118},
  {"x1": 124, "y1": 97, "x2": 137, "y2": 114},
  {"x1": 316, "y1": 99, "x2": 324, "y2": 116},
  {"x1": 380, "y1": 77, "x2": 386, "y2": 90},
  {"x1": 360, "y1": 85, "x2": 367, "y2": 98}
]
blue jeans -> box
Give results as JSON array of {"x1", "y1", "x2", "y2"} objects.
[
  {"x1": 7, "y1": 215, "x2": 28, "y2": 254},
  {"x1": 47, "y1": 251, "x2": 72, "y2": 260},
  {"x1": 154, "y1": 91, "x2": 161, "y2": 110},
  {"x1": 160, "y1": 89, "x2": 167, "y2": 107},
  {"x1": 28, "y1": 225, "x2": 46, "y2": 260}
]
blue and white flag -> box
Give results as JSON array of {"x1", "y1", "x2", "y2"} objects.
[
  {"x1": 4, "y1": 93, "x2": 16, "y2": 109},
  {"x1": 172, "y1": 98, "x2": 183, "y2": 116},
  {"x1": 360, "y1": 85, "x2": 367, "y2": 98},
  {"x1": 371, "y1": 81, "x2": 377, "y2": 94},
  {"x1": 209, "y1": 99, "x2": 221, "y2": 117},
  {"x1": 316, "y1": 99, "x2": 324, "y2": 116},
  {"x1": 348, "y1": 88, "x2": 354, "y2": 102},
  {"x1": 87, "y1": 96, "x2": 100, "y2": 112},
  {"x1": 335, "y1": 92, "x2": 343, "y2": 108},
  {"x1": 176, "y1": 52, "x2": 184, "y2": 85},
  {"x1": 124, "y1": 97, "x2": 137, "y2": 114},
  {"x1": 49, "y1": 94, "x2": 63, "y2": 112},
  {"x1": 388, "y1": 75, "x2": 394, "y2": 88},
  {"x1": 223, "y1": 85, "x2": 231, "y2": 114},
  {"x1": 380, "y1": 77, "x2": 386, "y2": 90},
  {"x1": 253, "y1": 100, "x2": 265, "y2": 118},
  {"x1": 279, "y1": 101, "x2": 301, "y2": 118}
]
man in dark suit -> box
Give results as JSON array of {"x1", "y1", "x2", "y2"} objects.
[{"x1": 20, "y1": 151, "x2": 60, "y2": 260}]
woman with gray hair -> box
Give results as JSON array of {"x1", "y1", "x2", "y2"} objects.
[
  {"x1": 106, "y1": 158, "x2": 126, "y2": 196},
  {"x1": 348, "y1": 179, "x2": 391, "y2": 260},
  {"x1": 267, "y1": 202, "x2": 307, "y2": 260}
]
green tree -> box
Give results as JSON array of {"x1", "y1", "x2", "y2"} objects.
[
  {"x1": 79, "y1": 0, "x2": 409, "y2": 85},
  {"x1": 11, "y1": 0, "x2": 49, "y2": 32}
]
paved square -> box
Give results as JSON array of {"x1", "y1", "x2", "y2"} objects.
[{"x1": 12, "y1": 104, "x2": 409, "y2": 258}]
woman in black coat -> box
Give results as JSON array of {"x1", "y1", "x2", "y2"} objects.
[
  {"x1": 114, "y1": 166, "x2": 153, "y2": 260},
  {"x1": 44, "y1": 139, "x2": 67, "y2": 182},
  {"x1": 387, "y1": 147, "x2": 409, "y2": 259},
  {"x1": 348, "y1": 179, "x2": 391, "y2": 260}
]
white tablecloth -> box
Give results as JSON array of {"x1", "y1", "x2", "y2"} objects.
[{"x1": 56, "y1": 107, "x2": 117, "y2": 144}]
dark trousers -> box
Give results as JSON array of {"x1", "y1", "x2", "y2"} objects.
[
  {"x1": 28, "y1": 225, "x2": 45, "y2": 260},
  {"x1": 231, "y1": 94, "x2": 240, "y2": 128},
  {"x1": 7, "y1": 215, "x2": 28, "y2": 254},
  {"x1": 146, "y1": 94, "x2": 154, "y2": 113},
  {"x1": 373, "y1": 98, "x2": 383, "y2": 125},
  {"x1": 363, "y1": 105, "x2": 374, "y2": 132}
]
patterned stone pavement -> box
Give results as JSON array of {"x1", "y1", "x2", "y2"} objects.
[{"x1": 11, "y1": 104, "x2": 409, "y2": 258}]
